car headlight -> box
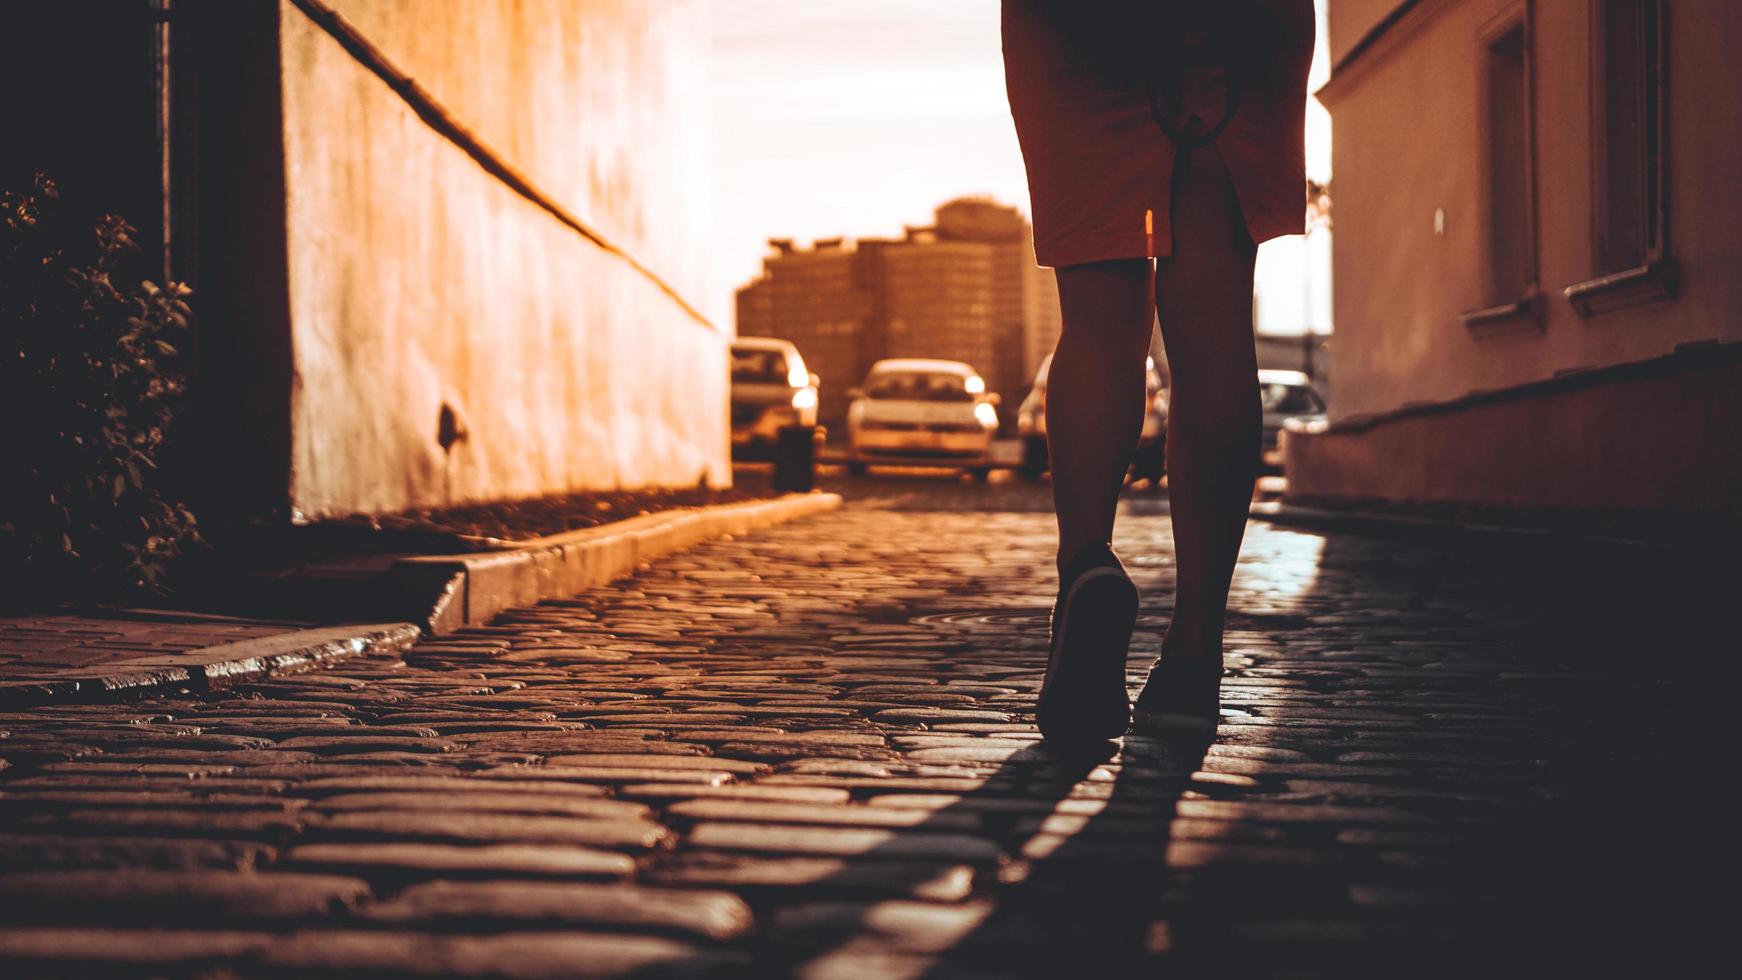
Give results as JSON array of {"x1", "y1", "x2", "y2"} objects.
[
  {"x1": 974, "y1": 402, "x2": 998, "y2": 427},
  {"x1": 791, "y1": 388, "x2": 817, "y2": 411}
]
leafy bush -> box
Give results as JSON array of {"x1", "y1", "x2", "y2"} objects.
[{"x1": 0, "y1": 171, "x2": 201, "y2": 600}]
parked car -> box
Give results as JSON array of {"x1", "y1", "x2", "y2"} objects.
[
  {"x1": 1016, "y1": 354, "x2": 1168, "y2": 481},
  {"x1": 846, "y1": 359, "x2": 999, "y2": 479},
  {"x1": 730, "y1": 337, "x2": 818, "y2": 459},
  {"x1": 1259, "y1": 368, "x2": 1326, "y2": 470}
]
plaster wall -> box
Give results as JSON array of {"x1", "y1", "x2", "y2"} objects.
[
  {"x1": 277, "y1": 0, "x2": 723, "y2": 520},
  {"x1": 1321, "y1": 0, "x2": 1742, "y2": 423},
  {"x1": 1327, "y1": 0, "x2": 1410, "y2": 64},
  {"x1": 1285, "y1": 352, "x2": 1742, "y2": 517}
]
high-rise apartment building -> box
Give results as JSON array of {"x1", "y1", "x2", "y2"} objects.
[
  {"x1": 736, "y1": 199, "x2": 1059, "y2": 429},
  {"x1": 736, "y1": 239, "x2": 869, "y2": 425},
  {"x1": 933, "y1": 199, "x2": 1062, "y2": 405}
]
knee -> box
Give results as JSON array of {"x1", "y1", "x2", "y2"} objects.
[{"x1": 1056, "y1": 259, "x2": 1154, "y2": 350}]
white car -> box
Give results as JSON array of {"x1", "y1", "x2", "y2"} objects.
[
  {"x1": 1259, "y1": 369, "x2": 1326, "y2": 470},
  {"x1": 730, "y1": 337, "x2": 819, "y2": 458},
  {"x1": 846, "y1": 359, "x2": 999, "y2": 479}
]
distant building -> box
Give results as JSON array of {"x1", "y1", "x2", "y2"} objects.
[
  {"x1": 737, "y1": 239, "x2": 870, "y2": 425},
  {"x1": 934, "y1": 198, "x2": 1063, "y2": 403},
  {"x1": 1290, "y1": 0, "x2": 1741, "y2": 525},
  {"x1": 736, "y1": 199, "x2": 1059, "y2": 428},
  {"x1": 868, "y1": 237, "x2": 998, "y2": 375}
]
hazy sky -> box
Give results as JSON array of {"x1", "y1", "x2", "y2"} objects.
[{"x1": 706, "y1": 0, "x2": 1331, "y2": 332}]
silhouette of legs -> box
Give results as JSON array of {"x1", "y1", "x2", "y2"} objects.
[
  {"x1": 1047, "y1": 140, "x2": 1258, "y2": 722},
  {"x1": 1047, "y1": 259, "x2": 1153, "y2": 574},
  {"x1": 1150, "y1": 143, "x2": 1260, "y2": 673}
]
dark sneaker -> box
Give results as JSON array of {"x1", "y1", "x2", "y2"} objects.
[
  {"x1": 1036, "y1": 541, "x2": 1138, "y2": 742},
  {"x1": 1131, "y1": 653, "x2": 1223, "y2": 734}
]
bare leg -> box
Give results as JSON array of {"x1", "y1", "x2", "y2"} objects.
[
  {"x1": 1039, "y1": 260, "x2": 1152, "y2": 740},
  {"x1": 1152, "y1": 143, "x2": 1260, "y2": 666},
  {"x1": 1047, "y1": 259, "x2": 1154, "y2": 571}
]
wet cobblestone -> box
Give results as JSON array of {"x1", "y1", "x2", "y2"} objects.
[{"x1": 0, "y1": 481, "x2": 1690, "y2": 976}]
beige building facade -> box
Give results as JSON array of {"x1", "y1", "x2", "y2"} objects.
[{"x1": 1289, "y1": 0, "x2": 1741, "y2": 522}]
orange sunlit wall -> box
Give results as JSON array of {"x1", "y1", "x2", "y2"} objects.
[{"x1": 277, "y1": 0, "x2": 723, "y2": 519}]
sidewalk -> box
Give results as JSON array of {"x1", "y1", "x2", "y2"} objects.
[
  {"x1": 0, "y1": 484, "x2": 1689, "y2": 976},
  {"x1": 0, "y1": 493, "x2": 839, "y2": 704},
  {"x1": 0, "y1": 609, "x2": 418, "y2": 706},
  {"x1": 0, "y1": 608, "x2": 299, "y2": 674}
]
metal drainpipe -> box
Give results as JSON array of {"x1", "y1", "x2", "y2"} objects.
[{"x1": 151, "y1": 0, "x2": 173, "y2": 285}]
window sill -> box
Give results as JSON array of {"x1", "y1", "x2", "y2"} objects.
[
  {"x1": 1460, "y1": 292, "x2": 1542, "y2": 331},
  {"x1": 1563, "y1": 260, "x2": 1677, "y2": 318}
]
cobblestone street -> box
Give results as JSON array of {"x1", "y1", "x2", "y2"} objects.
[{"x1": 0, "y1": 476, "x2": 1691, "y2": 977}]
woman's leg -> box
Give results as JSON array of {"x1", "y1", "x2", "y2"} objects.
[
  {"x1": 1040, "y1": 259, "x2": 1153, "y2": 741},
  {"x1": 1047, "y1": 259, "x2": 1155, "y2": 572},
  {"x1": 1151, "y1": 143, "x2": 1261, "y2": 670}
]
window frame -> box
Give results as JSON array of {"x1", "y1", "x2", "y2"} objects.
[
  {"x1": 1563, "y1": 0, "x2": 1675, "y2": 317},
  {"x1": 1461, "y1": 1, "x2": 1542, "y2": 330}
]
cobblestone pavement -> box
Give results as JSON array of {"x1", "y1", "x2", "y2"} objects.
[{"x1": 0, "y1": 477, "x2": 1692, "y2": 977}]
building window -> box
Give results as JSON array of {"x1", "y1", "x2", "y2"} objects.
[
  {"x1": 1565, "y1": 0, "x2": 1673, "y2": 316},
  {"x1": 1463, "y1": 4, "x2": 1538, "y2": 328},
  {"x1": 1486, "y1": 22, "x2": 1530, "y2": 302}
]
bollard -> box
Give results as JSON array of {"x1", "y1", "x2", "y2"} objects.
[{"x1": 773, "y1": 424, "x2": 817, "y2": 493}]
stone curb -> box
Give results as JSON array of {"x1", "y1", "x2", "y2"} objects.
[
  {"x1": 0, "y1": 623, "x2": 421, "y2": 707},
  {"x1": 0, "y1": 494, "x2": 839, "y2": 702},
  {"x1": 1248, "y1": 500, "x2": 1670, "y2": 550},
  {"x1": 395, "y1": 492, "x2": 844, "y2": 633}
]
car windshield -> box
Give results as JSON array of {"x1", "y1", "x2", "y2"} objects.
[
  {"x1": 731, "y1": 348, "x2": 790, "y2": 384},
  {"x1": 865, "y1": 372, "x2": 974, "y2": 402},
  {"x1": 1260, "y1": 383, "x2": 1324, "y2": 415}
]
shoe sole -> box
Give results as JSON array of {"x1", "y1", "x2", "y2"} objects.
[
  {"x1": 1037, "y1": 568, "x2": 1138, "y2": 742},
  {"x1": 1130, "y1": 707, "x2": 1218, "y2": 734},
  {"x1": 1132, "y1": 655, "x2": 1224, "y2": 735}
]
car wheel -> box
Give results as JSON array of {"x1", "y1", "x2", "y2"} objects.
[
  {"x1": 1020, "y1": 437, "x2": 1048, "y2": 481},
  {"x1": 1131, "y1": 441, "x2": 1165, "y2": 482},
  {"x1": 968, "y1": 467, "x2": 991, "y2": 482}
]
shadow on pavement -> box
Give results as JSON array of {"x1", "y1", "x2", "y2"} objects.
[
  {"x1": 773, "y1": 735, "x2": 1211, "y2": 978},
  {"x1": 777, "y1": 523, "x2": 1695, "y2": 976},
  {"x1": 624, "y1": 484, "x2": 1702, "y2": 976}
]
